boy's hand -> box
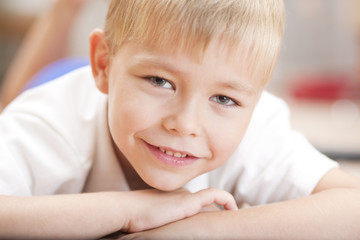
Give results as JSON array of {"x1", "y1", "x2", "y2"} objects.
[{"x1": 122, "y1": 188, "x2": 237, "y2": 233}]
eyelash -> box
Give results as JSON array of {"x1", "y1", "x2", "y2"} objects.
[
  {"x1": 210, "y1": 95, "x2": 241, "y2": 108},
  {"x1": 144, "y1": 76, "x2": 241, "y2": 108},
  {"x1": 145, "y1": 76, "x2": 174, "y2": 90}
]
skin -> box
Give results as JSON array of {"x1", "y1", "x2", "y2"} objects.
[
  {"x1": 120, "y1": 170, "x2": 360, "y2": 239},
  {"x1": 0, "y1": 28, "x2": 241, "y2": 240},
  {"x1": 1, "y1": 16, "x2": 359, "y2": 239},
  {"x1": 0, "y1": 188, "x2": 236, "y2": 239},
  {"x1": 90, "y1": 30, "x2": 360, "y2": 239},
  {"x1": 90, "y1": 29, "x2": 263, "y2": 192}
]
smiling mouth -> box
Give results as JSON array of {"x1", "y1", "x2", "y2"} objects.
[{"x1": 145, "y1": 142, "x2": 199, "y2": 168}]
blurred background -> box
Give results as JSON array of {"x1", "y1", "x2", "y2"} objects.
[
  {"x1": 0, "y1": 0, "x2": 359, "y2": 175},
  {"x1": 271, "y1": 0, "x2": 360, "y2": 177}
]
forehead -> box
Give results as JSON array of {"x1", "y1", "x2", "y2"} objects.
[
  {"x1": 106, "y1": 0, "x2": 284, "y2": 88},
  {"x1": 113, "y1": 39, "x2": 263, "y2": 96},
  {"x1": 111, "y1": 24, "x2": 269, "y2": 89},
  {"x1": 151, "y1": 37, "x2": 264, "y2": 89},
  {"x1": 116, "y1": 37, "x2": 243, "y2": 72}
]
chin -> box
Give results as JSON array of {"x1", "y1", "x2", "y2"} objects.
[
  {"x1": 148, "y1": 180, "x2": 183, "y2": 192},
  {"x1": 142, "y1": 174, "x2": 187, "y2": 192}
]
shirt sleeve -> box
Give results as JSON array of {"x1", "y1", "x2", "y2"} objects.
[
  {"x1": 0, "y1": 107, "x2": 90, "y2": 196},
  {"x1": 0, "y1": 68, "x2": 94, "y2": 196},
  {"x1": 209, "y1": 92, "x2": 339, "y2": 206}
]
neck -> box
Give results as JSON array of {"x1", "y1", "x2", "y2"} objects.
[{"x1": 114, "y1": 146, "x2": 152, "y2": 191}]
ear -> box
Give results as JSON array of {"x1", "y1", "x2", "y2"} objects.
[{"x1": 89, "y1": 29, "x2": 111, "y2": 94}]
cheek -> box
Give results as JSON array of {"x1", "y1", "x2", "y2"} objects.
[
  {"x1": 207, "y1": 115, "x2": 251, "y2": 169},
  {"x1": 107, "y1": 89, "x2": 152, "y2": 147}
]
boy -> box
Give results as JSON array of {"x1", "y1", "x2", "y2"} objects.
[{"x1": 1, "y1": 0, "x2": 359, "y2": 239}]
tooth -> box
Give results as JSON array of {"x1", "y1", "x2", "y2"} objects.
[
  {"x1": 159, "y1": 147, "x2": 189, "y2": 158},
  {"x1": 174, "y1": 152, "x2": 182, "y2": 157}
]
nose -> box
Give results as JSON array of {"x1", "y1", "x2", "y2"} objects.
[{"x1": 162, "y1": 101, "x2": 202, "y2": 137}]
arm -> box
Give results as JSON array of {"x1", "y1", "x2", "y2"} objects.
[
  {"x1": 0, "y1": 192, "x2": 126, "y2": 239},
  {"x1": 0, "y1": 0, "x2": 87, "y2": 108},
  {"x1": 0, "y1": 188, "x2": 237, "y2": 239},
  {"x1": 121, "y1": 168, "x2": 360, "y2": 239}
]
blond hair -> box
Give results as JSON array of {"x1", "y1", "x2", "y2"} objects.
[{"x1": 104, "y1": 0, "x2": 285, "y2": 84}]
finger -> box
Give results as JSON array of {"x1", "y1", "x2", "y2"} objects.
[
  {"x1": 201, "y1": 203, "x2": 221, "y2": 212},
  {"x1": 195, "y1": 188, "x2": 238, "y2": 211}
]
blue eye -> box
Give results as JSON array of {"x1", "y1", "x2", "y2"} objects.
[
  {"x1": 211, "y1": 95, "x2": 239, "y2": 107},
  {"x1": 148, "y1": 77, "x2": 173, "y2": 89}
]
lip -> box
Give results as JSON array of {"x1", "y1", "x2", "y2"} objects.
[{"x1": 145, "y1": 142, "x2": 200, "y2": 168}]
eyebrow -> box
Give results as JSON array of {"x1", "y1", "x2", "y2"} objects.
[
  {"x1": 130, "y1": 54, "x2": 256, "y2": 95},
  {"x1": 129, "y1": 55, "x2": 184, "y2": 75},
  {"x1": 215, "y1": 80, "x2": 256, "y2": 96}
]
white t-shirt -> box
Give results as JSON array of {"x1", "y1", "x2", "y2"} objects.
[{"x1": 0, "y1": 66, "x2": 338, "y2": 206}]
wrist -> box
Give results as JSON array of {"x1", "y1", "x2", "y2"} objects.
[{"x1": 156, "y1": 211, "x2": 231, "y2": 239}]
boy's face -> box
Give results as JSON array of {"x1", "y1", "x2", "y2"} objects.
[{"x1": 93, "y1": 34, "x2": 264, "y2": 191}]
